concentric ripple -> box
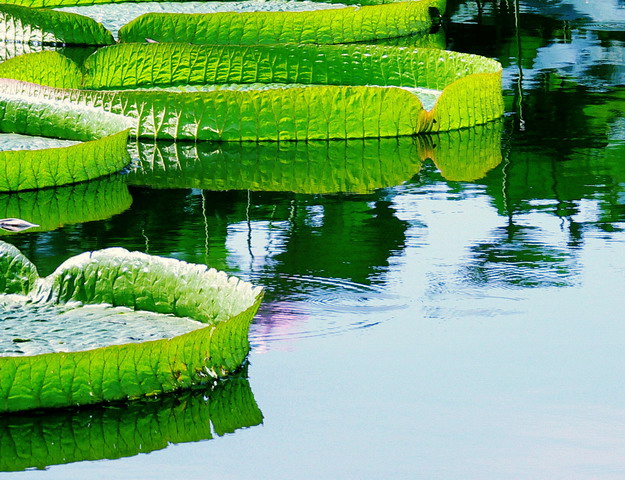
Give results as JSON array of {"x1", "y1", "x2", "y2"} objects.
[{"x1": 248, "y1": 274, "x2": 408, "y2": 347}]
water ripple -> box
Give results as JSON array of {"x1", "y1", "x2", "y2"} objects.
[{"x1": 247, "y1": 274, "x2": 408, "y2": 348}]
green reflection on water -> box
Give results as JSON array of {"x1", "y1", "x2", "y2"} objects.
[
  {"x1": 0, "y1": 175, "x2": 132, "y2": 236},
  {"x1": 127, "y1": 122, "x2": 503, "y2": 194},
  {"x1": 0, "y1": 375, "x2": 262, "y2": 472},
  {"x1": 433, "y1": 0, "x2": 625, "y2": 291}
]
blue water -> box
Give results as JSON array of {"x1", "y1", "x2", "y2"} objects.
[{"x1": 2, "y1": 0, "x2": 625, "y2": 478}]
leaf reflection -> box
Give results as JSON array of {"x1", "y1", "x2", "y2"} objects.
[
  {"x1": 127, "y1": 121, "x2": 503, "y2": 194},
  {"x1": 0, "y1": 175, "x2": 132, "y2": 236},
  {"x1": 0, "y1": 375, "x2": 262, "y2": 472}
]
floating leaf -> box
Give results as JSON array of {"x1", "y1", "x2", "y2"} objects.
[
  {"x1": 0, "y1": 81, "x2": 131, "y2": 191},
  {"x1": 0, "y1": 41, "x2": 51, "y2": 63},
  {"x1": 0, "y1": 243, "x2": 264, "y2": 412},
  {"x1": 56, "y1": 0, "x2": 355, "y2": 39},
  {"x1": 0, "y1": 49, "x2": 82, "y2": 88},
  {"x1": 119, "y1": 0, "x2": 445, "y2": 45},
  {"x1": 365, "y1": 29, "x2": 446, "y2": 48},
  {"x1": 0, "y1": 240, "x2": 37, "y2": 294},
  {"x1": 0, "y1": 43, "x2": 503, "y2": 140},
  {"x1": 0, "y1": 4, "x2": 114, "y2": 46}
]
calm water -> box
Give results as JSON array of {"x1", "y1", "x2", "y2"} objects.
[{"x1": 2, "y1": 0, "x2": 625, "y2": 478}]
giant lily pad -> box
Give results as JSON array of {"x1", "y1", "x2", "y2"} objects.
[
  {"x1": 117, "y1": 0, "x2": 445, "y2": 45},
  {"x1": 0, "y1": 375, "x2": 262, "y2": 471},
  {"x1": 365, "y1": 29, "x2": 446, "y2": 49},
  {"x1": 0, "y1": 43, "x2": 503, "y2": 140},
  {"x1": 0, "y1": 175, "x2": 132, "y2": 235},
  {"x1": 0, "y1": 41, "x2": 96, "y2": 64},
  {"x1": 126, "y1": 121, "x2": 503, "y2": 193},
  {"x1": 0, "y1": 242, "x2": 263, "y2": 412},
  {"x1": 0, "y1": 0, "x2": 444, "y2": 45},
  {"x1": 0, "y1": 79, "x2": 131, "y2": 191},
  {"x1": 0, "y1": 3, "x2": 114, "y2": 46}
]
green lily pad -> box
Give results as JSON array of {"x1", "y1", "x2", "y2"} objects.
[
  {"x1": 0, "y1": 49, "x2": 82, "y2": 87},
  {"x1": 365, "y1": 29, "x2": 446, "y2": 49},
  {"x1": 0, "y1": 0, "x2": 444, "y2": 44},
  {"x1": 0, "y1": 242, "x2": 264, "y2": 412},
  {"x1": 0, "y1": 42, "x2": 96, "y2": 64},
  {"x1": 0, "y1": 175, "x2": 132, "y2": 235},
  {"x1": 0, "y1": 242, "x2": 37, "y2": 295},
  {"x1": 0, "y1": 375, "x2": 262, "y2": 471},
  {"x1": 118, "y1": 0, "x2": 445, "y2": 45},
  {"x1": 0, "y1": 3, "x2": 114, "y2": 46},
  {"x1": 0, "y1": 299, "x2": 207, "y2": 356},
  {"x1": 0, "y1": 43, "x2": 503, "y2": 140},
  {"x1": 0, "y1": 132, "x2": 79, "y2": 151},
  {"x1": 0, "y1": 41, "x2": 57, "y2": 63},
  {"x1": 58, "y1": 0, "x2": 348, "y2": 39},
  {"x1": 0, "y1": 80, "x2": 131, "y2": 191}
]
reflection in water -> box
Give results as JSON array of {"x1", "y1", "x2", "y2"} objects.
[
  {"x1": 127, "y1": 137, "x2": 423, "y2": 195},
  {"x1": 447, "y1": 0, "x2": 625, "y2": 91},
  {"x1": 521, "y1": 0, "x2": 625, "y2": 23},
  {"x1": 4, "y1": 187, "x2": 416, "y2": 345},
  {"x1": 463, "y1": 222, "x2": 577, "y2": 288},
  {"x1": 267, "y1": 199, "x2": 407, "y2": 285},
  {"x1": 3, "y1": 121, "x2": 503, "y2": 345},
  {"x1": 128, "y1": 122, "x2": 503, "y2": 194},
  {"x1": 250, "y1": 274, "x2": 407, "y2": 348},
  {"x1": 0, "y1": 3, "x2": 619, "y2": 341},
  {"x1": 0, "y1": 176, "x2": 132, "y2": 236},
  {"x1": 426, "y1": 120, "x2": 503, "y2": 181},
  {"x1": 2, "y1": 3, "x2": 625, "y2": 477},
  {"x1": 0, "y1": 375, "x2": 262, "y2": 472},
  {"x1": 438, "y1": 0, "x2": 625, "y2": 292}
]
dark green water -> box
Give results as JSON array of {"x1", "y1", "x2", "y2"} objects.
[{"x1": 2, "y1": 0, "x2": 625, "y2": 478}]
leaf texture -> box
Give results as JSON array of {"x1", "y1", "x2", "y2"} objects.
[
  {"x1": 0, "y1": 4, "x2": 113, "y2": 46},
  {"x1": 0, "y1": 80, "x2": 131, "y2": 191},
  {"x1": 0, "y1": 50, "x2": 81, "y2": 88},
  {"x1": 119, "y1": 0, "x2": 445, "y2": 45},
  {"x1": 0, "y1": 44, "x2": 503, "y2": 140},
  {"x1": 0, "y1": 245, "x2": 263, "y2": 412},
  {"x1": 0, "y1": 240, "x2": 37, "y2": 294}
]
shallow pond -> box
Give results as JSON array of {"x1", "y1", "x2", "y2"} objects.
[{"x1": 2, "y1": 0, "x2": 625, "y2": 478}]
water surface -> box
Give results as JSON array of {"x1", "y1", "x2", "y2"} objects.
[{"x1": 2, "y1": 1, "x2": 625, "y2": 478}]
